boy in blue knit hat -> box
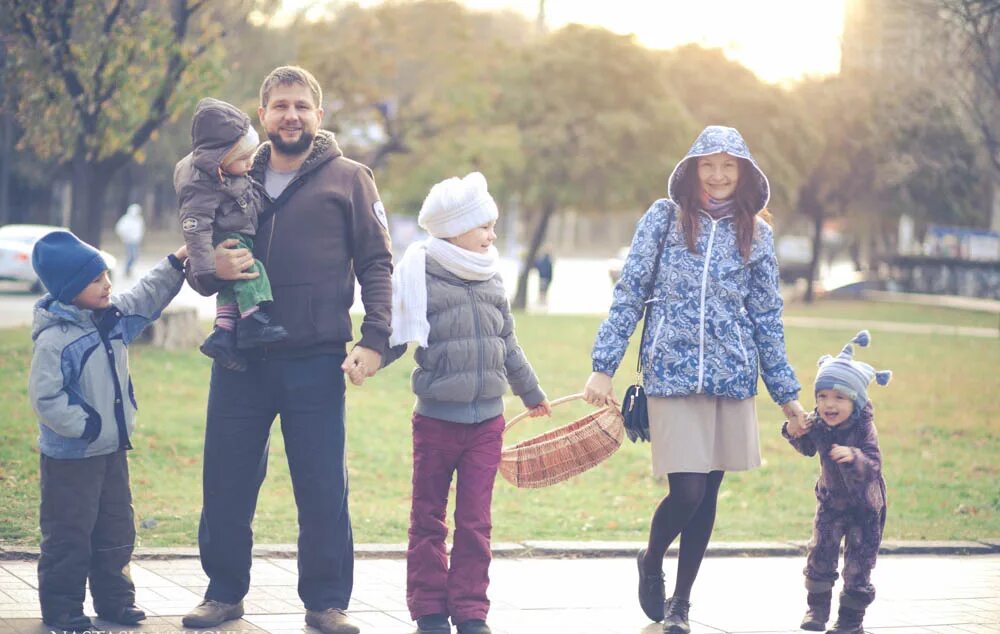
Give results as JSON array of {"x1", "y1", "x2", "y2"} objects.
[
  {"x1": 783, "y1": 330, "x2": 892, "y2": 634},
  {"x1": 28, "y1": 231, "x2": 187, "y2": 632}
]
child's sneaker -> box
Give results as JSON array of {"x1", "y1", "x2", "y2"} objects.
[
  {"x1": 237, "y1": 311, "x2": 288, "y2": 349},
  {"x1": 663, "y1": 596, "x2": 691, "y2": 634},
  {"x1": 801, "y1": 591, "x2": 831, "y2": 631},
  {"x1": 97, "y1": 604, "x2": 146, "y2": 625},
  {"x1": 414, "y1": 613, "x2": 451, "y2": 633},
  {"x1": 455, "y1": 619, "x2": 491, "y2": 634},
  {"x1": 200, "y1": 327, "x2": 248, "y2": 371}
]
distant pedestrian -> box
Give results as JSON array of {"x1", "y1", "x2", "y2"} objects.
[
  {"x1": 583, "y1": 125, "x2": 808, "y2": 634},
  {"x1": 114, "y1": 203, "x2": 145, "y2": 277},
  {"x1": 783, "y1": 330, "x2": 891, "y2": 634},
  {"x1": 534, "y1": 252, "x2": 553, "y2": 305},
  {"x1": 28, "y1": 230, "x2": 187, "y2": 632},
  {"x1": 385, "y1": 172, "x2": 551, "y2": 634}
]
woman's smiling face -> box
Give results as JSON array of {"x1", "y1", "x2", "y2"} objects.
[{"x1": 696, "y1": 152, "x2": 740, "y2": 201}]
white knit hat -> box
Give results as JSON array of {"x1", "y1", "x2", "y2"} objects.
[{"x1": 418, "y1": 171, "x2": 498, "y2": 238}]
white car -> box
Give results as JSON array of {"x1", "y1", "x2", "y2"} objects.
[{"x1": 0, "y1": 224, "x2": 117, "y2": 293}]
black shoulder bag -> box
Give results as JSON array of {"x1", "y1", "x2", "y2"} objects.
[{"x1": 621, "y1": 214, "x2": 671, "y2": 443}]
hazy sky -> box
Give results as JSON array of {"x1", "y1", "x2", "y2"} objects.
[{"x1": 274, "y1": 0, "x2": 846, "y2": 84}]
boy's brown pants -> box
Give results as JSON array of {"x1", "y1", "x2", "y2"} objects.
[{"x1": 38, "y1": 450, "x2": 136, "y2": 619}]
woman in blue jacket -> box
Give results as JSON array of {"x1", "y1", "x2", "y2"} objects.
[{"x1": 583, "y1": 126, "x2": 808, "y2": 634}]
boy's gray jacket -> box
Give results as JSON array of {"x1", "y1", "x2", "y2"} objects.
[
  {"x1": 174, "y1": 98, "x2": 262, "y2": 292},
  {"x1": 388, "y1": 258, "x2": 545, "y2": 424},
  {"x1": 28, "y1": 259, "x2": 184, "y2": 459}
]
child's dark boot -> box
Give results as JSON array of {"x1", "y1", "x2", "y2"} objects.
[
  {"x1": 414, "y1": 613, "x2": 451, "y2": 633},
  {"x1": 43, "y1": 608, "x2": 95, "y2": 632},
  {"x1": 237, "y1": 311, "x2": 288, "y2": 349},
  {"x1": 801, "y1": 590, "x2": 832, "y2": 631},
  {"x1": 455, "y1": 618, "x2": 491, "y2": 634},
  {"x1": 637, "y1": 548, "x2": 665, "y2": 622},
  {"x1": 662, "y1": 596, "x2": 691, "y2": 634},
  {"x1": 98, "y1": 604, "x2": 146, "y2": 625},
  {"x1": 200, "y1": 327, "x2": 248, "y2": 371},
  {"x1": 826, "y1": 605, "x2": 865, "y2": 634}
]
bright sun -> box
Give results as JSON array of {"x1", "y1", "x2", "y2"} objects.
[{"x1": 273, "y1": 0, "x2": 846, "y2": 85}]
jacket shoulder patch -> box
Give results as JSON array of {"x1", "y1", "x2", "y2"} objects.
[
  {"x1": 182, "y1": 217, "x2": 198, "y2": 232},
  {"x1": 373, "y1": 200, "x2": 388, "y2": 230}
]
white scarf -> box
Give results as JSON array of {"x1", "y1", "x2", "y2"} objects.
[{"x1": 390, "y1": 237, "x2": 500, "y2": 347}]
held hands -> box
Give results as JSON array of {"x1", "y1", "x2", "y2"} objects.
[
  {"x1": 214, "y1": 239, "x2": 261, "y2": 281},
  {"x1": 829, "y1": 444, "x2": 855, "y2": 464},
  {"x1": 527, "y1": 400, "x2": 552, "y2": 418},
  {"x1": 781, "y1": 399, "x2": 810, "y2": 436},
  {"x1": 785, "y1": 409, "x2": 814, "y2": 438},
  {"x1": 583, "y1": 372, "x2": 618, "y2": 408},
  {"x1": 342, "y1": 346, "x2": 382, "y2": 386}
]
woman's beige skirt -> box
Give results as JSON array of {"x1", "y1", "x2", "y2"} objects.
[{"x1": 648, "y1": 394, "x2": 760, "y2": 476}]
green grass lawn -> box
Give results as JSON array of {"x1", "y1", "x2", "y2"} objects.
[{"x1": 1, "y1": 300, "x2": 997, "y2": 547}]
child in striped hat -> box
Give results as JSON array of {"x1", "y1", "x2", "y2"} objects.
[{"x1": 783, "y1": 331, "x2": 892, "y2": 634}]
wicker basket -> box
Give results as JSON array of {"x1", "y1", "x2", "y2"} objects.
[{"x1": 499, "y1": 393, "x2": 625, "y2": 489}]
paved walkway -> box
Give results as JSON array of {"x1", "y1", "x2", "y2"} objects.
[{"x1": 1, "y1": 552, "x2": 997, "y2": 633}]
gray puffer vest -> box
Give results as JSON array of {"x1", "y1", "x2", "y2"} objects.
[{"x1": 390, "y1": 257, "x2": 545, "y2": 424}]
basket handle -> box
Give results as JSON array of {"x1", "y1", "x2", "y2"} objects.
[{"x1": 503, "y1": 393, "x2": 608, "y2": 437}]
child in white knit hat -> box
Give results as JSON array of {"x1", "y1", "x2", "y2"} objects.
[
  {"x1": 783, "y1": 330, "x2": 892, "y2": 634},
  {"x1": 174, "y1": 97, "x2": 288, "y2": 372},
  {"x1": 383, "y1": 172, "x2": 550, "y2": 634}
]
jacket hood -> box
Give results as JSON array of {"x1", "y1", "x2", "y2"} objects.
[
  {"x1": 190, "y1": 98, "x2": 252, "y2": 173},
  {"x1": 667, "y1": 125, "x2": 770, "y2": 214},
  {"x1": 249, "y1": 129, "x2": 343, "y2": 185},
  {"x1": 32, "y1": 295, "x2": 93, "y2": 340}
]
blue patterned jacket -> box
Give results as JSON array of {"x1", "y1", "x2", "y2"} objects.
[{"x1": 592, "y1": 126, "x2": 800, "y2": 404}]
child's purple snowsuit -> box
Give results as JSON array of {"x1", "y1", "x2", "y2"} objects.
[{"x1": 782, "y1": 402, "x2": 886, "y2": 607}]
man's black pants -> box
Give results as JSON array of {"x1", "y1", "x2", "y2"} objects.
[{"x1": 198, "y1": 353, "x2": 353, "y2": 611}]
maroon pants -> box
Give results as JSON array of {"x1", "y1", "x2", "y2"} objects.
[{"x1": 406, "y1": 413, "x2": 504, "y2": 623}]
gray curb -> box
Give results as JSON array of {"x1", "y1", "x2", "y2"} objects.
[{"x1": 2, "y1": 539, "x2": 998, "y2": 561}]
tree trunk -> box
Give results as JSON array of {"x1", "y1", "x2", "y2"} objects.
[
  {"x1": 804, "y1": 206, "x2": 824, "y2": 304},
  {"x1": 70, "y1": 153, "x2": 113, "y2": 248},
  {"x1": 512, "y1": 199, "x2": 556, "y2": 310}
]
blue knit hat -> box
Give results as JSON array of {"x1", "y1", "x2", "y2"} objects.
[
  {"x1": 31, "y1": 230, "x2": 109, "y2": 304},
  {"x1": 814, "y1": 330, "x2": 892, "y2": 411}
]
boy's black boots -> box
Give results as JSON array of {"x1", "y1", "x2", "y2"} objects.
[
  {"x1": 237, "y1": 311, "x2": 288, "y2": 349},
  {"x1": 801, "y1": 590, "x2": 832, "y2": 631},
  {"x1": 826, "y1": 605, "x2": 865, "y2": 634},
  {"x1": 43, "y1": 609, "x2": 94, "y2": 633}
]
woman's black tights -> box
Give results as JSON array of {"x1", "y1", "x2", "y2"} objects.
[{"x1": 642, "y1": 470, "x2": 725, "y2": 600}]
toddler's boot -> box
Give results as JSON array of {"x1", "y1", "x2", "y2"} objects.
[
  {"x1": 237, "y1": 311, "x2": 288, "y2": 349},
  {"x1": 826, "y1": 605, "x2": 865, "y2": 634},
  {"x1": 200, "y1": 327, "x2": 248, "y2": 371},
  {"x1": 801, "y1": 590, "x2": 832, "y2": 630}
]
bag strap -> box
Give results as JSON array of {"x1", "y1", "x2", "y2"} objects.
[
  {"x1": 634, "y1": 207, "x2": 673, "y2": 376},
  {"x1": 255, "y1": 171, "x2": 310, "y2": 229}
]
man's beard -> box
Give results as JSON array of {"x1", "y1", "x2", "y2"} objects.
[{"x1": 268, "y1": 128, "x2": 315, "y2": 155}]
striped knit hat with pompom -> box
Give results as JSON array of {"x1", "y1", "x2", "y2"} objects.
[{"x1": 814, "y1": 330, "x2": 892, "y2": 410}]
